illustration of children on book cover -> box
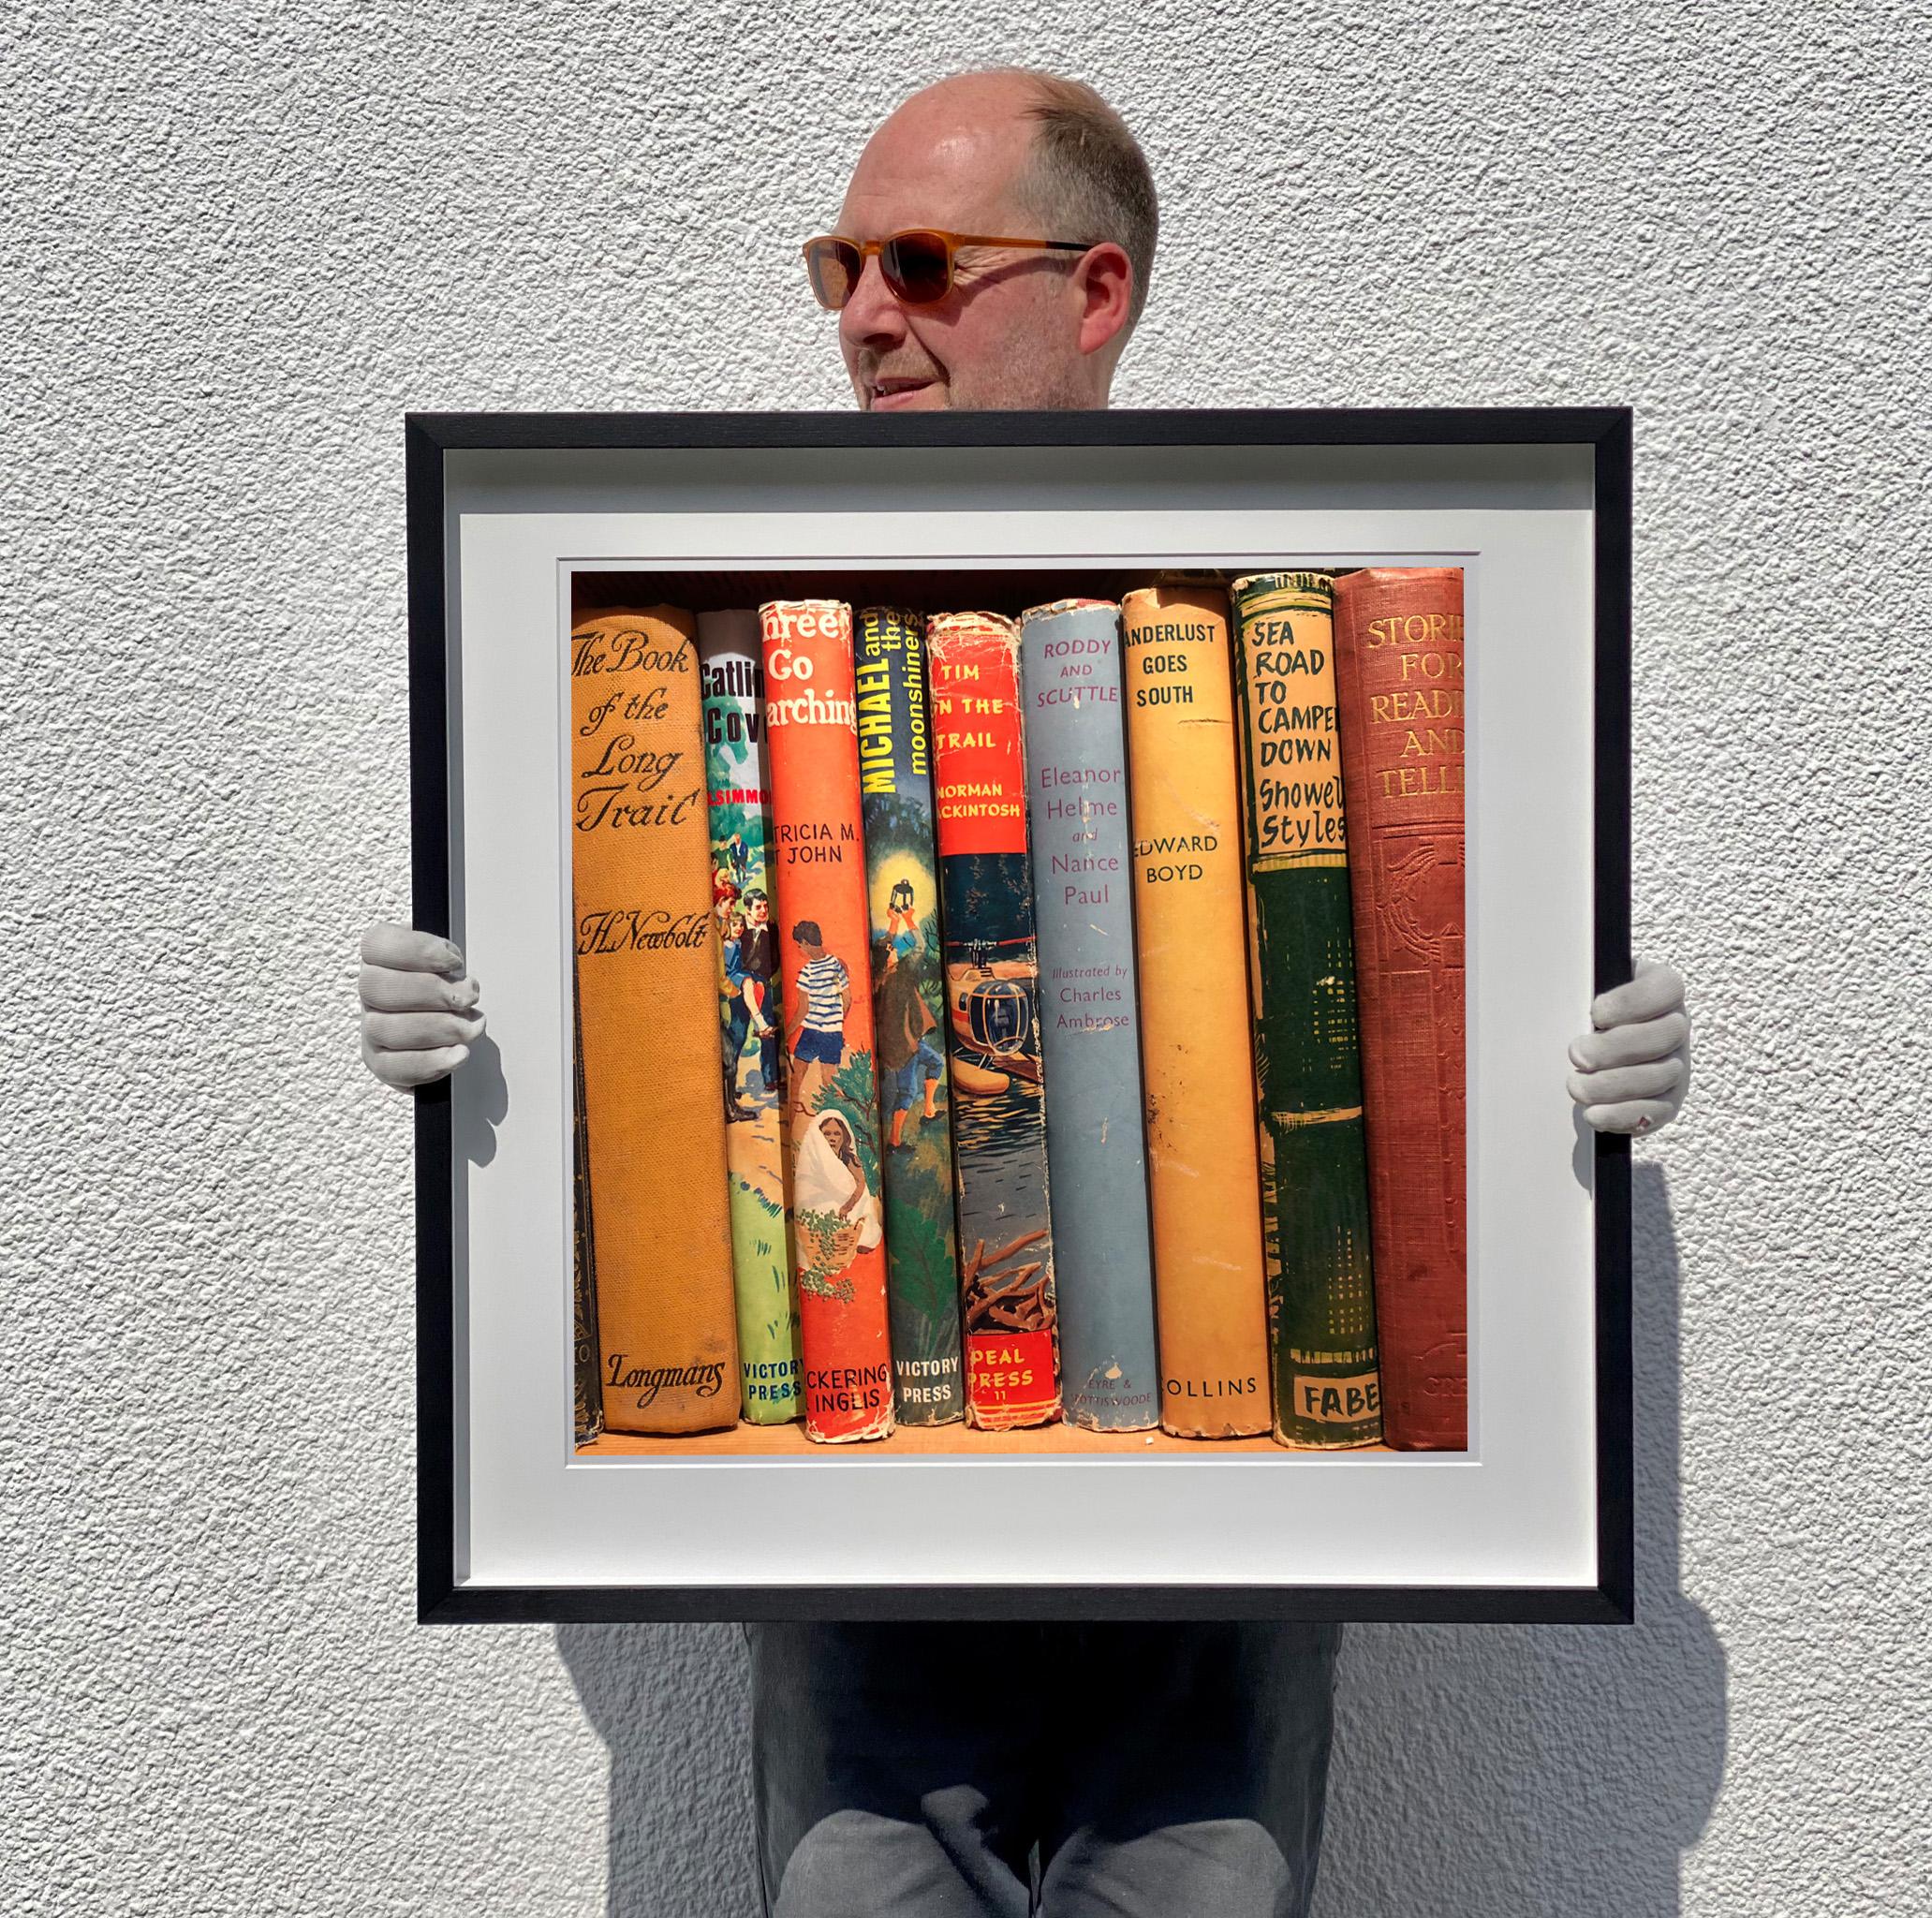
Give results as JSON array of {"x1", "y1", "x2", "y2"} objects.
[
  {"x1": 780, "y1": 913, "x2": 890, "y2": 1337},
  {"x1": 715, "y1": 880, "x2": 781, "y2": 1122},
  {"x1": 783, "y1": 917, "x2": 884, "y2": 1269}
]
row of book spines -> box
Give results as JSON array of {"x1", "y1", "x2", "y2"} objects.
[
  {"x1": 924, "y1": 598, "x2": 1341, "y2": 1442},
  {"x1": 699, "y1": 595, "x2": 1239, "y2": 1439},
  {"x1": 685, "y1": 591, "x2": 1385, "y2": 1446},
  {"x1": 909, "y1": 579, "x2": 1457, "y2": 1447},
  {"x1": 574, "y1": 600, "x2": 1062, "y2": 1443},
  {"x1": 679, "y1": 602, "x2": 1035, "y2": 1437},
  {"x1": 571, "y1": 575, "x2": 1460, "y2": 1444},
  {"x1": 1012, "y1": 576, "x2": 1461, "y2": 1449},
  {"x1": 693, "y1": 599, "x2": 963, "y2": 1433},
  {"x1": 718, "y1": 591, "x2": 1367, "y2": 1444}
]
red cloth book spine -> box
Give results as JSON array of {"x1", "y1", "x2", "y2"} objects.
[
  {"x1": 760, "y1": 600, "x2": 895, "y2": 1443},
  {"x1": 927, "y1": 612, "x2": 1061, "y2": 1430},
  {"x1": 1332, "y1": 568, "x2": 1467, "y2": 1449}
]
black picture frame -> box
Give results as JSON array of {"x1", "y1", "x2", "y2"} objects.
[{"x1": 407, "y1": 406, "x2": 1633, "y2": 1627}]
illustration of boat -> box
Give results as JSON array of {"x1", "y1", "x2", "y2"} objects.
[{"x1": 948, "y1": 1055, "x2": 1011, "y2": 1099}]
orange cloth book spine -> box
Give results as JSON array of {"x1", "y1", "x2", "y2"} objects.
[
  {"x1": 1119, "y1": 584, "x2": 1271, "y2": 1437},
  {"x1": 569, "y1": 607, "x2": 741, "y2": 1434},
  {"x1": 760, "y1": 600, "x2": 895, "y2": 1443},
  {"x1": 1331, "y1": 568, "x2": 1467, "y2": 1450}
]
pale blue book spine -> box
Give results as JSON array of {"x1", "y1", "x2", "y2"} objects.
[{"x1": 1018, "y1": 599, "x2": 1159, "y2": 1430}]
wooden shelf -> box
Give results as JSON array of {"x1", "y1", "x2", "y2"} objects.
[{"x1": 579, "y1": 1422, "x2": 1388, "y2": 1458}]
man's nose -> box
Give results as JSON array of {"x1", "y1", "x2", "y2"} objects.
[{"x1": 839, "y1": 253, "x2": 907, "y2": 355}]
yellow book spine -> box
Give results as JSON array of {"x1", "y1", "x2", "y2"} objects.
[
  {"x1": 570, "y1": 606, "x2": 742, "y2": 1434},
  {"x1": 1120, "y1": 584, "x2": 1271, "y2": 1437}
]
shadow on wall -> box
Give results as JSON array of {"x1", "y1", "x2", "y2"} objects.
[
  {"x1": 1314, "y1": 1163, "x2": 1728, "y2": 1918},
  {"x1": 555, "y1": 1622, "x2": 759, "y2": 1917}
]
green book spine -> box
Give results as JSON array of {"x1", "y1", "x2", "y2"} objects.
[
  {"x1": 1231, "y1": 572, "x2": 1382, "y2": 1448},
  {"x1": 856, "y1": 607, "x2": 966, "y2": 1424}
]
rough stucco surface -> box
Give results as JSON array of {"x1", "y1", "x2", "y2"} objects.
[{"x1": 5, "y1": 2, "x2": 1927, "y2": 1912}]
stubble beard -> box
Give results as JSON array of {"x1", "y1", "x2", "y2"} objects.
[
  {"x1": 857, "y1": 288, "x2": 1102, "y2": 413},
  {"x1": 947, "y1": 319, "x2": 1099, "y2": 412}
]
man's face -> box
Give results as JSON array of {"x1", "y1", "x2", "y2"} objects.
[
  {"x1": 832, "y1": 80, "x2": 1098, "y2": 412},
  {"x1": 749, "y1": 898, "x2": 767, "y2": 925}
]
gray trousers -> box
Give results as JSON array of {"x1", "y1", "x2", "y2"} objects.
[{"x1": 747, "y1": 1621, "x2": 1340, "y2": 1917}]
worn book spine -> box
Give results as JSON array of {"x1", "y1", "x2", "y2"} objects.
[
  {"x1": 927, "y1": 612, "x2": 1061, "y2": 1430},
  {"x1": 697, "y1": 610, "x2": 802, "y2": 1424},
  {"x1": 571, "y1": 958, "x2": 603, "y2": 1448},
  {"x1": 1332, "y1": 568, "x2": 1467, "y2": 1451},
  {"x1": 570, "y1": 606, "x2": 741, "y2": 1434},
  {"x1": 1231, "y1": 572, "x2": 1381, "y2": 1449},
  {"x1": 855, "y1": 606, "x2": 966, "y2": 1425},
  {"x1": 760, "y1": 599, "x2": 895, "y2": 1443},
  {"x1": 1017, "y1": 598, "x2": 1158, "y2": 1431},
  {"x1": 1119, "y1": 584, "x2": 1271, "y2": 1438}
]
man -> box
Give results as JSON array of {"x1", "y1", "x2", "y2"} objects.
[{"x1": 359, "y1": 66, "x2": 1691, "y2": 1917}]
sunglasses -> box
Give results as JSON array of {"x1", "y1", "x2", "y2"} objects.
[{"x1": 802, "y1": 229, "x2": 1091, "y2": 311}]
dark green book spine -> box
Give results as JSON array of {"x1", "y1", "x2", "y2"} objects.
[
  {"x1": 1231, "y1": 572, "x2": 1381, "y2": 1448},
  {"x1": 856, "y1": 607, "x2": 966, "y2": 1424}
]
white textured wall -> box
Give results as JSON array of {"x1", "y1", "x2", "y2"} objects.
[{"x1": 7, "y1": 2, "x2": 1926, "y2": 1913}]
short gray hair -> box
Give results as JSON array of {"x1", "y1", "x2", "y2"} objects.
[{"x1": 1008, "y1": 72, "x2": 1159, "y2": 332}]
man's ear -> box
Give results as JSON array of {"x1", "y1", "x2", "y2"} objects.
[{"x1": 1074, "y1": 243, "x2": 1135, "y2": 359}]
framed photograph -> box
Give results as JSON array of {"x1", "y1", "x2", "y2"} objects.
[{"x1": 409, "y1": 407, "x2": 1631, "y2": 1624}]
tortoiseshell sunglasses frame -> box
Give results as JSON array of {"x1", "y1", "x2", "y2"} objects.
[{"x1": 802, "y1": 229, "x2": 1092, "y2": 310}]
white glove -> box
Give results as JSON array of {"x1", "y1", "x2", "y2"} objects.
[
  {"x1": 359, "y1": 923, "x2": 485, "y2": 1089},
  {"x1": 1567, "y1": 959, "x2": 1689, "y2": 1136}
]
